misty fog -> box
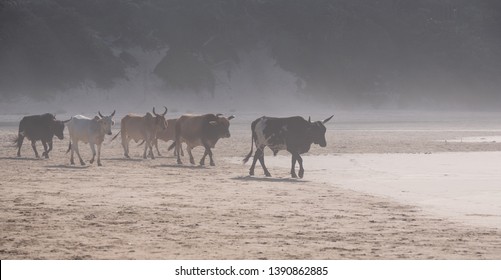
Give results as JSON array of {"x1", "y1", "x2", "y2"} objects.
[{"x1": 1, "y1": 0, "x2": 501, "y2": 115}]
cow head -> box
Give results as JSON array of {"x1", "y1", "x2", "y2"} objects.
[
  {"x1": 98, "y1": 110, "x2": 116, "y2": 135},
  {"x1": 152, "y1": 106, "x2": 168, "y2": 131},
  {"x1": 50, "y1": 117, "x2": 69, "y2": 140},
  {"x1": 308, "y1": 115, "x2": 333, "y2": 147},
  {"x1": 209, "y1": 114, "x2": 235, "y2": 138}
]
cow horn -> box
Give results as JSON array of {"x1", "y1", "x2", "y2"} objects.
[
  {"x1": 216, "y1": 113, "x2": 223, "y2": 117},
  {"x1": 162, "y1": 106, "x2": 168, "y2": 116},
  {"x1": 98, "y1": 111, "x2": 104, "y2": 118},
  {"x1": 62, "y1": 118, "x2": 72, "y2": 123},
  {"x1": 111, "y1": 110, "x2": 116, "y2": 117},
  {"x1": 228, "y1": 115, "x2": 235, "y2": 120},
  {"x1": 152, "y1": 107, "x2": 157, "y2": 115},
  {"x1": 322, "y1": 115, "x2": 334, "y2": 124},
  {"x1": 308, "y1": 116, "x2": 311, "y2": 123}
]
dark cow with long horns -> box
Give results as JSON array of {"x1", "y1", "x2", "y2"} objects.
[
  {"x1": 243, "y1": 115, "x2": 333, "y2": 178},
  {"x1": 14, "y1": 113, "x2": 69, "y2": 158},
  {"x1": 168, "y1": 113, "x2": 234, "y2": 166}
]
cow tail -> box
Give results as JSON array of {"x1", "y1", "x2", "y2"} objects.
[
  {"x1": 111, "y1": 130, "x2": 121, "y2": 142},
  {"x1": 243, "y1": 124, "x2": 256, "y2": 164},
  {"x1": 13, "y1": 120, "x2": 25, "y2": 147},
  {"x1": 12, "y1": 135, "x2": 20, "y2": 148},
  {"x1": 66, "y1": 141, "x2": 72, "y2": 154}
]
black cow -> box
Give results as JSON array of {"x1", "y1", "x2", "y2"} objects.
[
  {"x1": 243, "y1": 115, "x2": 333, "y2": 178},
  {"x1": 13, "y1": 113, "x2": 69, "y2": 158},
  {"x1": 168, "y1": 113, "x2": 235, "y2": 166}
]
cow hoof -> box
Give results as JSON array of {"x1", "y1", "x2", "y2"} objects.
[
  {"x1": 80, "y1": 161, "x2": 85, "y2": 166},
  {"x1": 124, "y1": 155, "x2": 130, "y2": 159},
  {"x1": 249, "y1": 170, "x2": 254, "y2": 176},
  {"x1": 17, "y1": 154, "x2": 21, "y2": 158},
  {"x1": 210, "y1": 162, "x2": 215, "y2": 166},
  {"x1": 70, "y1": 161, "x2": 75, "y2": 165},
  {"x1": 199, "y1": 161, "x2": 205, "y2": 166},
  {"x1": 177, "y1": 160, "x2": 183, "y2": 165},
  {"x1": 89, "y1": 159, "x2": 94, "y2": 164},
  {"x1": 44, "y1": 155, "x2": 49, "y2": 159},
  {"x1": 298, "y1": 170, "x2": 304, "y2": 178},
  {"x1": 265, "y1": 172, "x2": 272, "y2": 177},
  {"x1": 98, "y1": 163, "x2": 102, "y2": 167},
  {"x1": 291, "y1": 173, "x2": 298, "y2": 178}
]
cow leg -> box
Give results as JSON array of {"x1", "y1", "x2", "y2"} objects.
[
  {"x1": 249, "y1": 149, "x2": 260, "y2": 176},
  {"x1": 143, "y1": 140, "x2": 149, "y2": 159},
  {"x1": 73, "y1": 141, "x2": 85, "y2": 165},
  {"x1": 154, "y1": 139, "x2": 162, "y2": 157},
  {"x1": 97, "y1": 143, "x2": 102, "y2": 166},
  {"x1": 187, "y1": 146, "x2": 195, "y2": 165},
  {"x1": 290, "y1": 154, "x2": 298, "y2": 178},
  {"x1": 31, "y1": 140, "x2": 39, "y2": 158},
  {"x1": 122, "y1": 135, "x2": 130, "y2": 158},
  {"x1": 89, "y1": 143, "x2": 96, "y2": 164},
  {"x1": 41, "y1": 140, "x2": 49, "y2": 158},
  {"x1": 297, "y1": 154, "x2": 304, "y2": 178},
  {"x1": 258, "y1": 150, "x2": 272, "y2": 177},
  {"x1": 16, "y1": 134, "x2": 24, "y2": 157},
  {"x1": 70, "y1": 140, "x2": 75, "y2": 165},
  {"x1": 46, "y1": 140, "x2": 53, "y2": 158},
  {"x1": 149, "y1": 140, "x2": 155, "y2": 159},
  {"x1": 176, "y1": 142, "x2": 184, "y2": 165},
  {"x1": 199, "y1": 147, "x2": 214, "y2": 166},
  {"x1": 200, "y1": 150, "x2": 207, "y2": 166},
  {"x1": 207, "y1": 148, "x2": 215, "y2": 166}
]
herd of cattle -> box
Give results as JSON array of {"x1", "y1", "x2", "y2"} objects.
[{"x1": 12, "y1": 109, "x2": 333, "y2": 178}]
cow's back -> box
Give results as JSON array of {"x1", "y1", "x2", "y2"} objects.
[
  {"x1": 19, "y1": 113, "x2": 54, "y2": 140},
  {"x1": 177, "y1": 114, "x2": 209, "y2": 141},
  {"x1": 67, "y1": 116, "x2": 97, "y2": 143},
  {"x1": 157, "y1": 118, "x2": 176, "y2": 141},
  {"x1": 122, "y1": 114, "x2": 154, "y2": 141}
]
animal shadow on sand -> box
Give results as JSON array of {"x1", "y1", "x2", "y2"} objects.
[
  {"x1": 231, "y1": 175, "x2": 308, "y2": 183},
  {"x1": 153, "y1": 164, "x2": 207, "y2": 170},
  {"x1": 103, "y1": 157, "x2": 144, "y2": 162},
  {"x1": 0, "y1": 156, "x2": 42, "y2": 161},
  {"x1": 45, "y1": 164, "x2": 91, "y2": 169}
]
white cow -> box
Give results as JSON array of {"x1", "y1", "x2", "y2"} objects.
[{"x1": 66, "y1": 111, "x2": 116, "y2": 166}]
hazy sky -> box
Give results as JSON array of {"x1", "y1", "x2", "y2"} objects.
[{"x1": 1, "y1": 0, "x2": 501, "y2": 111}]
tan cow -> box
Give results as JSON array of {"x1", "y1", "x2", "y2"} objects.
[
  {"x1": 168, "y1": 113, "x2": 234, "y2": 166},
  {"x1": 148, "y1": 118, "x2": 183, "y2": 157},
  {"x1": 113, "y1": 107, "x2": 168, "y2": 159}
]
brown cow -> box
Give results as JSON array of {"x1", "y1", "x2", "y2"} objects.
[
  {"x1": 138, "y1": 118, "x2": 184, "y2": 157},
  {"x1": 168, "y1": 113, "x2": 234, "y2": 166},
  {"x1": 112, "y1": 107, "x2": 168, "y2": 159}
]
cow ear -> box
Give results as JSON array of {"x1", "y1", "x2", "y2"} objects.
[
  {"x1": 227, "y1": 115, "x2": 235, "y2": 120},
  {"x1": 111, "y1": 110, "x2": 116, "y2": 117},
  {"x1": 308, "y1": 116, "x2": 311, "y2": 123},
  {"x1": 322, "y1": 115, "x2": 334, "y2": 124},
  {"x1": 209, "y1": 121, "x2": 217, "y2": 126}
]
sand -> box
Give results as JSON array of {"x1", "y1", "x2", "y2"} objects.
[{"x1": 1, "y1": 112, "x2": 501, "y2": 259}]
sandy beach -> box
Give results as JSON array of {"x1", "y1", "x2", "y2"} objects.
[{"x1": 1, "y1": 112, "x2": 501, "y2": 259}]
